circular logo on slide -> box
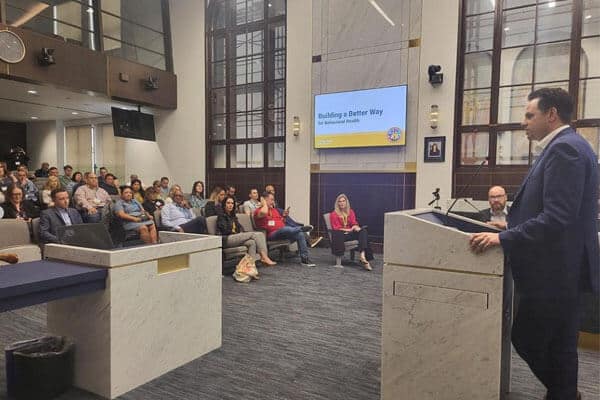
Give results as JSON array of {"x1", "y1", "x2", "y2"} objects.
[{"x1": 387, "y1": 127, "x2": 403, "y2": 142}]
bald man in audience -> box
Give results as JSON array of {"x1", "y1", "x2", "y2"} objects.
[{"x1": 480, "y1": 185, "x2": 509, "y2": 230}]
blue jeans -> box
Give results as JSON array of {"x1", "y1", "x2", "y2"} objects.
[
  {"x1": 269, "y1": 226, "x2": 308, "y2": 259},
  {"x1": 82, "y1": 209, "x2": 102, "y2": 223}
]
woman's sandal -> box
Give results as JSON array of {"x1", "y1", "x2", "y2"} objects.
[{"x1": 359, "y1": 258, "x2": 372, "y2": 271}]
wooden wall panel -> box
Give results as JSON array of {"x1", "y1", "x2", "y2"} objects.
[{"x1": 108, "y1": 56, "x2": 177, "y2": 109}]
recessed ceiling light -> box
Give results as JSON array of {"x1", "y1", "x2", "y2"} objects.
[
  {"x1": 27, "y1": 90, "x2": 38, "y2": 95},
  {"x1": 585, "y1": 14, "x2": 592, "y2": 19},
  {"x1": 86, "y1": 7, "x2": 94, "y2": 13},
  {"x1": 548, "y1": 1, "x2": 556, "y2": 7},
  {"x1": 30, "y1": 116, "x2": 39, "y2": 120},
  {"x1": 71, "y1": 112, "x2": 79, "y2": 115},
  {"x1": 504, "y1": 27, "x2": 510, "y2": 31}
]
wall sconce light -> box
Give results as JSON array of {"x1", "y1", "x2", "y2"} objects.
[
  {"x1": 292, "y1": 116, "x2": 301, "y2": 136},
  {"x1": 430, "y1": 104, "x2": 439, "y2": 129}
]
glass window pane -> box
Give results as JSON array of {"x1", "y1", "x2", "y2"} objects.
[
  {"x1": 535, "y1": 41, "x2": 570, "y2": 83},
  {"x1": 465, "y1": 13, "x2": 494, "y2": 52},
  {"x1": 233, "y1": 113, "x2": 263, "y2": 138},
  {"x1": 103, "y1": 13, "x2": 165, "y2": 54},
  {"x1": 212, "y1": 145, "x2": 226, "y2": 168},
  {"x1": 211, "y1": 89, "x2": 227, "y2": 115},
  {"x1": 212, "y1": 61, "x2": 227, "y2": 87},
  {"x1": 268, "y1": 142, "x2": 285, "y2": 167},
  {"x1": 578, "y1": 126, "x2": 599, "y2": 155},
  {"x1": 236, "y1": 56, "x2": 264, "y2": 85},
  {"x1": 581, "y1": 37, "x2": 600, "y2": 79},
  {"x1": 103, "y1": 37, "x2": 166, "y2": 70},
  {"x1": 537, "y1": 0, "x2": 573, "y2": 44},
  {"x1": 504, "y1": 0, "x2": 536, "y2": 8},
  {"x1": 270, "y1": 51, "x2": 286, "y2": 80},
  {"x1": 464, "y1": 52, "x2": 492, "y2": 89},
  {"x1": 268, "y1": 81, "x2": 285, "y2": 110},
  {"x1": 269, "y1": 22, "x2": 286, "y2": 51},
  {"x1": 213, "y1": 36, "x2": 226, "y2": 61},
  {"x1": 465, "y1": 0, "x2": 494, "y2": 15},
  {"x1": 501, "y1": 46, "x2": 533, "y2": 86},
  {"x1": 234, "y1": 85, "x2": 263, "y2": 113},
  {"x1": 236, "y1": 30, "x2": 264, "y2": 58},
  {"x1": 268, "y1": 0, "x2": 286, "y2": 18},
  {"x1": 498, "y1": 85, "x2": 530, "y2": 123},
  {"x1": 462, "y1": 89, "x2": 491, "y2": 125},
  {"x1": 247, "y1": 144, "x2": 264, "y2": 167},
  {"x1": 211, "y1": 116, "x2": 226, "y2": 140},
  {"x1": 497, "y1": 130, "x2": 530, "y2": 165},
  {"x1": 579, "y1": 79, "x2": 600, "y2": 119},
  {"x1": 207, "y1": 0, "x2": 227, "y2": 30},
  {"x1": 235, "y1": 0, "x2": 264, "y2": 25},
  {"x1": 101, "y1": 0, "x2": 164, "y2": 32},
  {"x1": 267, "y1": 109, "x2": 285, "y2": 137},
  {"x1": 231, "y1": 144, "x2": 264, "y2": 168},
  {"x1": 533, "y1": 80, "x2": 569, "y2": 91},
  {"x1": 460, "y1": 131, "x2": 489, "y2": 165},
  {"x1": 502, "y1": 6, "x2": 535, "y2": 48},
  {"x1": 582, "y1": 0, "x2": 600, "y2": 36}
]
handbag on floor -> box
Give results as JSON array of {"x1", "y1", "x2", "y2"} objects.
[{"x1": 232, "y1": 254, "x2": 259, "y2": 283}]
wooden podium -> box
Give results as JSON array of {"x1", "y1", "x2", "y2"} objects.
[{"x1": 382, "y1": 209, "x2": 512, "y2": 400}]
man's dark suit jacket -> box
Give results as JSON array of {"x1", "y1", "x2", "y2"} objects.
[
  {"x1": 499, "y1": 127, "x2": 599, "y2": 297},
  {"x1": 480, "y1": 206, "x2": 510, "y2": 223},
  {"x1": 39, "y1": 206, "x2": 84, "y2": 244}
]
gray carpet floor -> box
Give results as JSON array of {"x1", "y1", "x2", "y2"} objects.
[{"x1": 0, "y1": 248, "x2": 598, "y2": 400}]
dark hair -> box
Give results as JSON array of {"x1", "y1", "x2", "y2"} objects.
[
  {"x1": 528, "y1": 87, "x2": 573, "y2": 123},
  {"x1": 63, "y1": 165, "x2": 72, "y2": 170},
  {"x1": 48, "y1": 167, "x2": 58, "y2": 172},
  {"x1": 249, "y1": 187, "x2": 258, "y2": 194},
  {"x1": 144, "y1": 187, "x2": 158, "y2": 200},
  {"x1": 72, "y1": 171, "x2": 83, "y2": 182},
  {"x1": 160, "y1": 176, "x2": 169, "y2": 182},
  {"x1": 105, "y1": 173, "x2": 116, "y2": 179},
  {"x1": 50, "y1": 188, "x2": 68, "y2": 200},
  {"x1": 99, "y1": 166, "x2": 107, "y2": 171},
  {"x1": 221, "y1": 195, "x2": 237, "y2": 215},
  {"x1": 130, "y1": 179, "x2": 145, "y2": 196},
  {"x1": 191, "y1": 181, "x2": 205, "y2": 198},
  {"x1": 262, "y1": 191, "x2": 273, "y2": 199},
  {"x1": 6, "y1": 184, "x2": 23, "y2": 199},
  {"x1": 121, "y1": 185, "x2": 133, "y2": 194}
]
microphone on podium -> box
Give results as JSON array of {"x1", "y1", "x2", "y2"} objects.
[{"x1": 446, "y1": 157, "x2": 488, "y2": 217}]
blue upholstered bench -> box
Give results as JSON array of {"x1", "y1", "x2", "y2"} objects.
[{"x1": 0, "y1": 261, "x2": 107, "y2": 313}]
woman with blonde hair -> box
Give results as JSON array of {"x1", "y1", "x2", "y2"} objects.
[
  {"x1": 41, "y1": 175, "x2": 62, "y2": 208},
  {"x1": 329, "y1": 193, "x2": 372, "y2": 270},
  {"x1": 204, "y1": 186, "x2": 226, "y2": 217}
]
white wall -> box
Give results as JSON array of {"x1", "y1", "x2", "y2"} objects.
[
  {"x1": 285, "y1": 0, "x2": 314, "y2": 223},
  {"x1": 414, "y1": 0, "x2": 460, "y2": 208},
  {"x1": 26, "y1": 120, "x2": 60, "y2": 170},
  {"x1": 125, "y1": 0, "x2": 206, "y2": 189}
]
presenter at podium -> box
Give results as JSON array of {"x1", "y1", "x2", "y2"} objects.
[{"x1": 469, "y1": 88, "x2": 599, "y2": 400}]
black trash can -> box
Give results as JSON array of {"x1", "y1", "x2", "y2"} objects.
[{"x1": 5, "y1": 336, "x2": 74, "y2": 400}]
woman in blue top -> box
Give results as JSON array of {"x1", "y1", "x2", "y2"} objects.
[
  {"x1": 189, "y1": 180, "x2": 207, "y2": 209},
  {"x1": 113, "y1": 186, "x2": 157, "y2": 244}
]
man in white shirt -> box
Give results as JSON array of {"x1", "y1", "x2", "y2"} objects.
[{"x1": 161, "y1": 190, "x2": 207, "y2": 233}]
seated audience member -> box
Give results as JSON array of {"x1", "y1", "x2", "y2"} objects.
[
  {"x1": 114, "y1": 186, "x2": 157, "y2": 244},
  {"x1": 48, "y1": 166, "x2": 59, "y2": 178},
  {"x1": 264, "y1": 183, "x2": 322, "y2": 248},
  {"x1": 41, "y1": 176, "x2": 61, "y2": 209},
  {"x1": 100, "y1": 173, "x2": 119, "y2": 195},
  {"x1": 1, "y1": 185, "x2": 40, "y2": 220},
  {"x1": 161, "y1": 189, "x2": 207, "y2": 234},
  {"x1": 329, "y1": 193, "x2": 373, "y2": 271},
  {"x1": 158, "y1": 176, "x2": 170, "y2": 199},
  {"x1": 66, "y1": 171, "x2": 83, "y2": 195},
  {"x1": 226, "y1": 185, "x2": 239, "y2": 207},
  {"x1": 34, "y1": 162, "x2": 50, "y2": 177},
  {"x1": 74, "y1": 173, "x2": 111, "y2": 223},
  {"x1": 164, "y1": 184, "x2": 183, "y2": 204},
  {"x1": 189, "y1": 181, "x2": 208, "y2": 209},
  {"x1": 254, "y1": 191, "x2": 316, "y2": 267},
  {"x1": 141, "y1": 188, "x2": 165, "y2": 214},
  {"x1": 217, "y1": 195, "x2": 276, "y2": 266},
  {"x1": 98, "y1": 167, "x2": 108, "y2": 184},
  {"x1": 71, "y1": 171, "x2": 88, "y2": 196},
  {"x1": 0, "y1": 162, "x2": 17, "y2": 194},
  {"x1": 152, "y1": 180, "x2": 161, "y2": 192},
  {"x1": 130, "y1": 178, "x2": 145, "y2": 203},
  {"x1": 0, "y1": 253, "x2": 18, "y2": 264},
  {"x1": 15, "y1": 168, "x2": 39, "y2": 203},
  {"x1": 39, "y1": 188, "x2": 83, "y2": 244},
  {"x1": 59, "y1": 165, "x2": 73, "y2": 188},
  {"x1": 242, "y1": 188, "x2": 261, "y2": 215},
  {"x1": 481, "y1": 185, "x2": 509, "y2": 230},
  {"x1": 205, "y1": 186, "x2": 226, "y2": 217}
]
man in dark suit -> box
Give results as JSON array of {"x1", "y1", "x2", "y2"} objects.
[
  {"x1": 470, "y1": 88, "x2": 599, "y2": 400},
  {"x1": 479, "y1": 185, "x2": 509, "y2": 230},
  {"x1": 39, "y1": 188, "x2": 84, "y2": 244}
]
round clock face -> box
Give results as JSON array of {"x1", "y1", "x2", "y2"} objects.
[{"x1": 0, "y1": 30, "x2": 26, "y2": 64}]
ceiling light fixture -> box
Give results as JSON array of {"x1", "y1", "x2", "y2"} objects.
[
  {"x1": 548, "y1": 1, "x2": 556, "y2": 7},
  {"x1": 27, "y1": 90, "x2": 38, "y2": 95},
  {"x1": 504, "y1": 27, "x2": 510, "y2": 31},
  {"x1": 71, "y1": 112, "x2": 79, "y2": 115},
  {"x1": 585, "y1": 14, "x2": 592, "y2": 19},
  {"x1": 30, "y1": 116, "x2": 39, "y2": 120},
  {"x1": 368, "y1": 0, "x2": 395, "y2": 27}
]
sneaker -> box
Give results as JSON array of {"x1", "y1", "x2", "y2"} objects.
[
  {"x1": 300, "y1": 225, "x2": 313, "y2": 233},
  {"x1": 300, "y1": 257, "x2": 316, "y2": 267},
  {"x1": 309, "y1": 236, "x2": 323, "y2": 248}
]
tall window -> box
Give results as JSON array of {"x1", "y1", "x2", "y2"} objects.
[
  {"x1": 205, "y1": 0, "x2": 286, "y2": 191},
  {"x1": 455, "y1": 0, "x2": 600, "y2": 198}
]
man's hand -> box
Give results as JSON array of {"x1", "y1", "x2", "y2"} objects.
[
  {"x1": 487, "y1": 221, "x2": 507, "y2": 230},
  {"x1": 469, "y1": 232, "x2": 500, "y2": 253},
  {"x1": 352, "y1": 225, "x2": 361, "y2": 232},
  {"x1": 88, "y1": 207, "x2": 98, "y2": 214},
  {"x1": 282, "y1": 207, "x2": 290, "y2": 217}
]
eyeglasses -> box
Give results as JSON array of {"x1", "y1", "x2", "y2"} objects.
[{"x1": 489, "y1": 195, "x2": 506, "y2": 200}]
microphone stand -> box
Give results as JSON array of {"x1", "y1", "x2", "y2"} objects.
[{"x1": 446, "y1": 158, "x2": 487, "y2": 217}]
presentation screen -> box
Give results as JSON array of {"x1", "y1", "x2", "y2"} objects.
[
  {"x1": 314, "y1": 85, "x2": 407, "y2": 149},
  {"x1": 111, "y1": 107, "x2": 156, "y2": 142}
]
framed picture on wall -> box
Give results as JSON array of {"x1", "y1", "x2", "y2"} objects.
[{"x1": 424, "y1": 136, "x2": 445, "y2": 162}]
